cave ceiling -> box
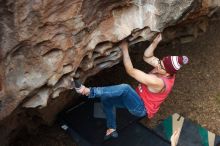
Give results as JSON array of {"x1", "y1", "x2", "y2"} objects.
[{"x1": 0, "y1": 0, "x2": 219, "y2": 120}]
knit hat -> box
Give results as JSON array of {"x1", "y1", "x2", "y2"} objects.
[{"x1": 162, "y1": 56, "x2": 189, "y2": 74}]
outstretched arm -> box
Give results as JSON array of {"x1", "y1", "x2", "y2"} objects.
[
  {"x1": 143, "y1": 33, "x2": 162, "y2": 68},
  {"x1": 119, "y1": 41, "x2": 164, "y2": 91}
]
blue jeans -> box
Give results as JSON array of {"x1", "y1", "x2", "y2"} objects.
[{"x1": 88, "y1": 84, "x2": 147, "y2": 129}]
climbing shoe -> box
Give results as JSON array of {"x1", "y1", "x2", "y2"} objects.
[
  {"x1": 104, "y1": 130, "x2": 118, "y2": 141},
  {"x1": 72, "y1": 79, "x2": 84, "y2": 94}
]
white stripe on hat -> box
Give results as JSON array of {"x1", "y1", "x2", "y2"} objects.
[{"x1": 171, "y1": 56, "x2": 181, "y2": 70}]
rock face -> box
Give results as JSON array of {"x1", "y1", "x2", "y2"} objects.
[{"x1": 0, "y1": 0, "x2": 219, "y2": 121}]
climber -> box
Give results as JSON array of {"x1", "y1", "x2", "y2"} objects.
[{"x1": 73, "y1": 33, "x2": 189, "y2": 140}]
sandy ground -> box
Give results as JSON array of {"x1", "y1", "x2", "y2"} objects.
[{"x1": 9, "y1": 20, "x2": 220, "y2": 145}]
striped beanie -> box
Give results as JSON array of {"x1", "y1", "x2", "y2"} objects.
[{"x1": 162, "y1": 56, "x2": 189, "y2": 74}]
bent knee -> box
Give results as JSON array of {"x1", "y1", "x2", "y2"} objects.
[
  {"x1": 119, "y1": 84, "x2": 132, "y2": 90},
  {"x1": 129, "y1": 109, "x2": 146, "y2": 117}
]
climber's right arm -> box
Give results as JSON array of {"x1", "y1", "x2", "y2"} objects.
[{"x1": 143, "y1": 33, "x2": 162, "y2": 68}]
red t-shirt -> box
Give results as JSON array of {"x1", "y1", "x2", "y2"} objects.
[{"x1": 135, "y1": 75, "x2": 175, "y2": 119}]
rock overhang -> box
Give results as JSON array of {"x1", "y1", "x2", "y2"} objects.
[{"x1": 0, "y1": 0, "x2": 219, "y2": 121}]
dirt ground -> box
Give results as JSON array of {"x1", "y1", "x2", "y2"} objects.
[{"x1": 10, "y1": 20, "x2": 220, "y2": 145}]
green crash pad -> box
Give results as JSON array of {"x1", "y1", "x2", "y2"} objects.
[{"x1": 153, "y1": 113, "x2": 220, "y2": 146}]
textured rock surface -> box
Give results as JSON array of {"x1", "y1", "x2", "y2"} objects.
[{"x1": 0, "y1": 0, "x2": 220, "y2": 121}]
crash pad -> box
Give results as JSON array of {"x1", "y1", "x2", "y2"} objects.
[{"x1": 153, "y1": 113, "x2": 220, "y2": 146}]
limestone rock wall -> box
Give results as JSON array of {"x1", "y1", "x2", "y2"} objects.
[{"x1": 0, "y1": 0, "x2": 219, "y2": 120}]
